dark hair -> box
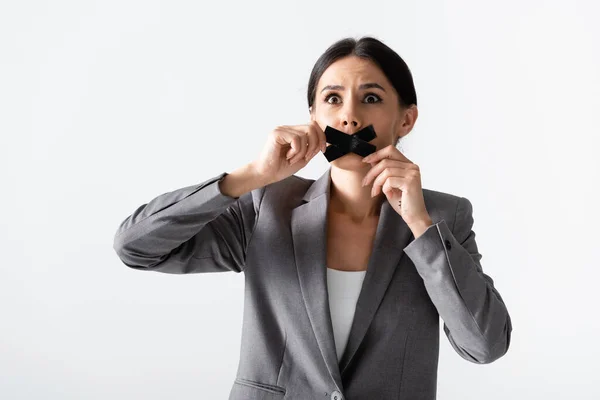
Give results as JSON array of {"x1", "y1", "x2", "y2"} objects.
[{"x1": 307, "y1": 36, "x2": 417, "y2": 146}]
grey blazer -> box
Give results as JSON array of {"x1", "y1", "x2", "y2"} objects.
[{"x1": 113, "y1": 167, "x2": 512, "y2": 400}]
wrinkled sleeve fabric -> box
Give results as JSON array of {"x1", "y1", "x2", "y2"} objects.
[
  {"x1": 113, "y1": 172, "x2": 263, "y2": 274},
  {"x1": 403, "y1": 196, "x2": 512, "y2": 364}
]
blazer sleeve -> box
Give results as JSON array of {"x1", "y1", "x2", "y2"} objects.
[
  {"x1": 403, "y1": 196, "x2": 512, "y2": 364},
  {"x1": 113, "y1": 172, "x2": 264, "y2": 274}
]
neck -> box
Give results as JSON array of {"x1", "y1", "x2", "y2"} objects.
[{"x1": 329, "y1": 166, "x2": 385, "y2": 223}]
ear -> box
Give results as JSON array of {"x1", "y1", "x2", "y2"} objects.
[
  {"x1": 397, "y1": 105, "x2": 418, "y2": 139},
  {"x1": 407, "y1": 105, "x2": 418, "y2": 126},
  {"x1": 309, "y1": 106, "x2": 315, "y2": 122},
  {"x1": 394, "y1": 119, "x2": 404, "y2": 142}
]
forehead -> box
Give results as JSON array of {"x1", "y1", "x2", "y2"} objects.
[{"x1": 317, "y1": 56, "x2": 388, "y2": 89}]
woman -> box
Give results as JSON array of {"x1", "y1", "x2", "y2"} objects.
[{"x1": 113, "y1": 36, "x2": 512, "y2": 400}]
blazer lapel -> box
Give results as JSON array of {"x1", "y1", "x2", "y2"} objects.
[
  {"x1": 291, "y1": 167, "x2": 415, "y2": 387},
  {"x1": 291, "y1": 167, "x2": 342, "y2": 388},
  {"x1": 337, "y1": 196, "x2": 414, "y2": 375}
]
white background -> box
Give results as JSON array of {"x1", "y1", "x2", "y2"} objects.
[{"x1": 2, "y1": 0, "x2": 600, "y2": 398}]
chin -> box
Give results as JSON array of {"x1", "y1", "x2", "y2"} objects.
[{"x1": 331, "y1": 153, "x2": 370, "y2": 171}]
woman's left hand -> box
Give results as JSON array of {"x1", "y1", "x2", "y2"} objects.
[{"x1": 361, "y1": 145, "x2": 432, "y2": 227}]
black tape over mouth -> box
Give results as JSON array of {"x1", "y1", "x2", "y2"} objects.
[{"x1": 323, "y1": 124, "x2": 378, "y2": 162}]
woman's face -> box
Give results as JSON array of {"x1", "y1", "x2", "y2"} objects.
[{"x1": 310, "y1": 55, "x2": 416, "y2": 170}]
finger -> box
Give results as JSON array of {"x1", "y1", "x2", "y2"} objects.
[
  {"x1": 287, "y1": 134, "x2": 302, "y2": 160},
  {"x1": 278, "y1": 126, "x2": 308, "y2": 161},
  {"x1": 371, "y1": 170, "x2": 407, "y2": 197},
  {"x1": 361, "y1": 144, "x2": 393, "y2": 163},
  {"x1": 362, "y1": 144, "x2": 411, "y2": 164},
  {"x1": 380, "y1": 177, "x2": 404, "y2": 197},
  {"x1": 283, "y1": 125, "x2": 317, "y2": 162},
  {"x1": 311, "y1": 121, "x2": 327, "y2": 153},
  {"x1": 273, "y1": 128, "x2": 300, "y2": 159},
  {"x1": 304, "y1": 126, "x2": 319, "y2": 161},
  {"x1": 290, "y1": 123, "x2": 326, "y2": 154},
  {"x1": 284, "y1": 125, "x2": 315, "y2": 161},
  {"x1": 286, "y1": 124, "x2": 309, "y2": 130},
  {"x1": 289, "y1": 132, "x2": 308, "y2": 164},
  {"x1": 362, "y1": 160, "x2": 409, "y2": 187}
]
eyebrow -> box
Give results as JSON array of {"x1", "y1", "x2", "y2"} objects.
[{"x1": 320, "y1": 82, "x2": 386, "y2": 93}]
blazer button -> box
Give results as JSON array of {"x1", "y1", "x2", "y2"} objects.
[
  {"x1": 331, "y1": 390, "x2": 343, "y2": 400},
  {"x1": 444, "y1": 239, "x2": 452, "y2": 250}
]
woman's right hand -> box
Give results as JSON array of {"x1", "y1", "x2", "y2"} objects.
[{"x1": 251, "y1": 121, "x2": 327, "y2": 185}]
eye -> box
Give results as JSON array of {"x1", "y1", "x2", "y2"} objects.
[
  {"x1": 323, "y1": 92, "x2": 382, "y2": 105},
  {"x1": 324, "y1": 93, "x2": 341, "y2": 104},
  {"x1": 364, "y1": 93, "x2": 382, "y2": 104}
]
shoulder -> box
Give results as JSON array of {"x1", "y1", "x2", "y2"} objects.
[
  {"x1": 421, "y1": 187, "x2": 475, "y2": 231},
  {"x1": 253, "y1": 175, "x2": 473, "y2": 224},
  {"x1": 422, "y1": 187, "x2": 462, "y2": 207},
  {"x1": 263, "y1": 174, "x2": 313, "y2": 201},
  {"x1": 244, "y1": 174, "x2": 313, "y2": 216}
]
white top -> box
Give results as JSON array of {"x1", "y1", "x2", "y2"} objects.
[{"x1": 326, "y1": 267, "x2": 368, "y2": 362}]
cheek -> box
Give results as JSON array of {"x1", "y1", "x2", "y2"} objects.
[
  {"x1": 371, "y1": 126, "x2": 395, "y2": 147},
  {"x1": 314, "y1": 114, "x2": 334, "y2": 131}
]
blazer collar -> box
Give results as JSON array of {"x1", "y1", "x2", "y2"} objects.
[{"x1": 291, "y1": 167, "x2": 415, "y2": 390}]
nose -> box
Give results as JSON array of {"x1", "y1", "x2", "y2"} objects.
[
  {"x1": 340, "y1": 99, "x2": 362, "y2": 132},
  {"x1": 341, "y1": 119, "x2": 360, "y2": 134},
  {"x1": 342, "y1": 118, "x2": 361, "y2": 135}
]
